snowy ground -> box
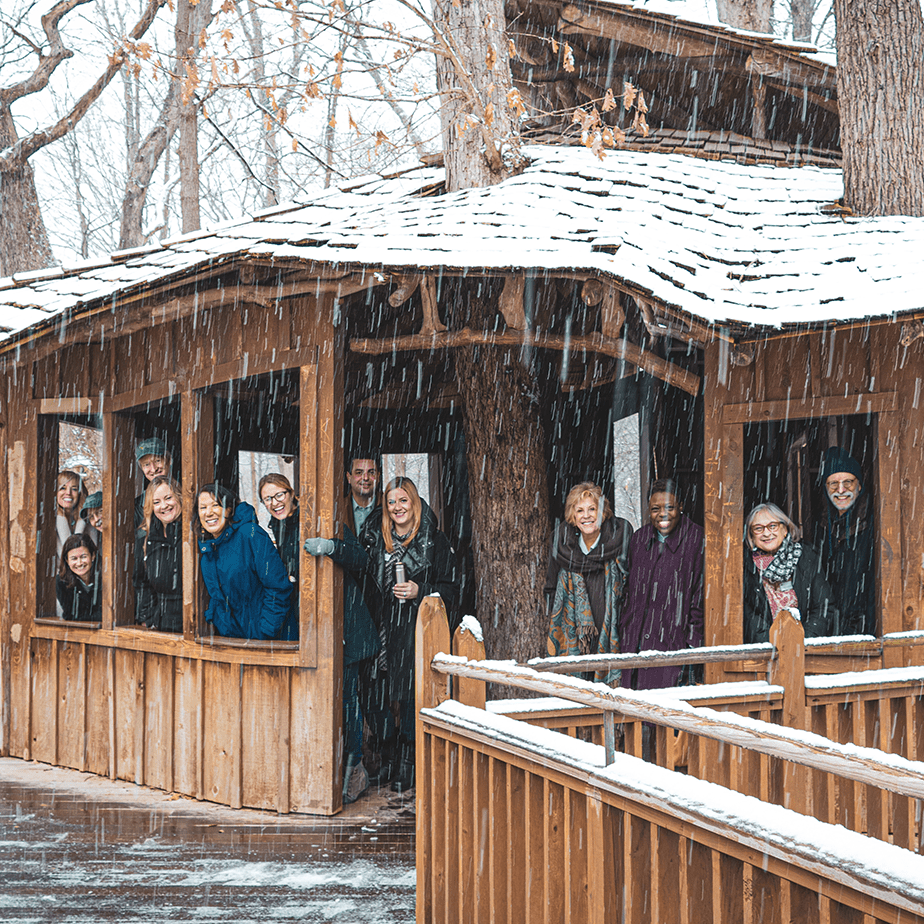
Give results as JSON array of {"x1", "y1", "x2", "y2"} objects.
[{"x1": 0, "y1": 759, "x2": 415, "y2": 923}]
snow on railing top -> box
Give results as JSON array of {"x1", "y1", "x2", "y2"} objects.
[
  {"x1": 430, "y1": 699, "x2": 924, "y2": 908},
  {"x1": 1, "y1": 147, "x2": 922, "y2": 348},
  {"x1": 431, "y1": 654, "x2": 924, "y2": 797}
]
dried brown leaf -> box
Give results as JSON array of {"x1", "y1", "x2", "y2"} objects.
[
  {"x1": 485, "y1": 43, "x2": 496, "y2": 71},
  {"x1": 563, "y1": 42, "x2": 574, "y2": 72},
  {"x1": 484, "y1": 102, "x2": 494, "y2": 126},
  {"x1": 623, "y1": 81, "x2": 637, "y2": 110},
  {"x1": 636, "y1": 91, "x2": 648, "y2": 114},
  {"x1": 602, "y1": 87, "x2": 616, "y2": 112}
]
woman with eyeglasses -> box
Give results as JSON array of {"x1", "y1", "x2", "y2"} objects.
[
  {"x1": 743, "y1": 502, "x2": 837, "y2": 643},
  {"x1": 259, "y1": 473, "x2": 299, "y2": 634}
]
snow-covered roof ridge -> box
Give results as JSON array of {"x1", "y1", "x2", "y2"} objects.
[{"x1": 1, "y1": 145, "x2": 922, "y2": 348}]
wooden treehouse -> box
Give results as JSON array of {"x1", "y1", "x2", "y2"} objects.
[{"x1": 0, "y1": 0, "x2": 921, "y2": 843}]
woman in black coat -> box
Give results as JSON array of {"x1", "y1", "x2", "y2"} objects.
[
  {"x1": 57, "y1": 533, "x2": 101, "y2": 622},
  {"x1": 743, "y1": 502, "x2": 838, "y2": 643},
  {"x1": 360, "y1": 477, "x2": 458, "y2": 791},
  {"x1": 134, "y1": 476, "x2": 184, "y2": 632}
]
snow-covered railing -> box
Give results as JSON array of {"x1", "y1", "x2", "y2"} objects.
[
  {"x1": 415, "y1": 599, "x2": 924, "y2": 924},
  {"x1": 419, "y1": 602, "x2": 924, "y2": 852}
]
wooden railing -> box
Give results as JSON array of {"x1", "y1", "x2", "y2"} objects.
[{"x1": 416, "y1": 599, "x2": 924, "y2": 924}]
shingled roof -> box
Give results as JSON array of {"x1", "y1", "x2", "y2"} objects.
[{"x1": 1, "y1": 144, "x2": 922, "y2": 351}]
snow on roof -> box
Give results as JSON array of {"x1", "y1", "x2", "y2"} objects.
[{"x1": 1, "y1": 146, "x2": 922, "y2": 348}]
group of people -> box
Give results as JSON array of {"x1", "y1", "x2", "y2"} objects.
[
  {"x1": 53, "y1": 437, "x2": 875, "y2": 802},
  {"x1": 545, "y1": 446, "x2": 876, "y2": 698}
]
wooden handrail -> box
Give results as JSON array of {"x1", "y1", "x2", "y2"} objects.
[
  {"x1": 429, "y1": 654, "x2": 924, "y2": 799},
  {"x1": 528, "y1": 634, "x2": 890, "y2": 673}
]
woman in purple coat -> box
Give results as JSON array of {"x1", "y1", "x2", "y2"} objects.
[{"x1": 619, "y1": 479, "x2": 704, "y2": 690}]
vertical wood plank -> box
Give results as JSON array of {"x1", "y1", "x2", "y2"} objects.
[
  {"x1": 416, "y1": 731, "x2": 433, "y2": 924},
  {"x1": 298, "y1": 361, "x2": 319, "y2": 667},
  {"x1": 452, "y1": 622, "x2": 486, "y2": 708},
  {"x1": 181, "y1": 390, "x2": 214, "y2": 639},
  {"x1": 877, "y1": 409, "x2": 903, "y2": 659},
  {"x1": 102, "y1": 411, "x2": 136, "y2": 629}
]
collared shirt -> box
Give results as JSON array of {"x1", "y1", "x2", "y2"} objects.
[
  {"x1": 352, "y1": 497, "x2": 375, "y2": 536},
  {"x1": 578, "y1": 534, "x2": 601, "y2": 555}
]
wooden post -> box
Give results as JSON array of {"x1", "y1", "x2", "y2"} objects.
[
  {"x1": 452, "y1": 618, "x2": 486, "y2": 709},
  {"x1": 416, "y1": 594, "x2": 451, "y2": 924},
  {"x1": 768, "y1": 609, "x2": 807, "y2": 730},
  {"x1": 417, "y1": 595, "x2": 452, "y2": 715},
  {"x1": 102, "y1": 411, "x2": 136, "y2": 628},
  {"x1": 769, "y1": 609, "x2": 811, "y2": 814}
]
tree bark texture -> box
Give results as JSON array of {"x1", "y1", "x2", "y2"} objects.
[
  {"x1": 715, "y1": 0, "x2": 773, "y2": 32},
  {"x1": 430, "y1": 0, "x2": 524, "y2": 190},
  {"x1": 455, "y1": 334, "x2": 551, "y2": 665},
  {"x1": 790, "y1": 0, "x2": 815, "y2": 42},
  {"x1": 175, "y1": 0, "x2": 211, "y2": 233},
  {"x1": 0, "y1": 107, "x2": 54, "y2": 276},
  {"x1": 835, "y1": 0, "x2": 924, "y2": 216}
]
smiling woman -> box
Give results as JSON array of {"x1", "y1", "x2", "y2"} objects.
[
  {"x1": 196, "y1": 483, "x2": 296, "y2": 641},
  {"x1": 134, "y1": 476, "x2": 185, "y2": 633},
  {"x1": 545, "y1": 482, "x2": 632, "y2": 683}
]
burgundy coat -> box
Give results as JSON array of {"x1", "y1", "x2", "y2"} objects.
[{"x1": 618, "y1": 515, "x2": 704, "y2": 690}]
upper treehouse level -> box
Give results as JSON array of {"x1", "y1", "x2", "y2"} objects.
[{"x1": 507, "y1": 0, "x2": 840, "y2": 166}]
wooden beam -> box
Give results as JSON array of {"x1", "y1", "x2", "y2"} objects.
[
  {"x1": 763, "y1": 78, "x2": 839, "y2": 116},
  {"x1": 746, "y1": 49, "x2": 836, "y2": 92},
  {"x1": 350, "y1": 329, "x2": 701, "y2": 395},
  {"x1": 558, "y1": 4, "x2": 722, "y2": 59},
  {"x1": 723, "y1": 392, "x2": 897, "y2": 424}
]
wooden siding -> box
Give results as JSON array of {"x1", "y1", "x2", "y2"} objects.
[{"x1": 1, "y1": 286, "x2": 346, "y2": 814}]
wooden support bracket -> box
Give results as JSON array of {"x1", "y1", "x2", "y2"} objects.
[
  {"x1": 498, "y1": 275, "x2": 527, "y2": 331},
  {"x1": 419, "y1": 276, "x2": 447, "y2": 335}
]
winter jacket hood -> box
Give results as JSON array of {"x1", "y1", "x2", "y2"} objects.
[{"x1": 198, "y1": 500, "x2": 295, "y2": 640}]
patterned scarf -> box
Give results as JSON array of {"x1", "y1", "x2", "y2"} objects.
[{"x1": 757, "y1": 535, "x2": 802, "y2": 584}]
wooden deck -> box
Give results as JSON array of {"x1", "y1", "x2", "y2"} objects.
[{"x1": 416, "y1": 600, "x2": 924, "y2": 924}]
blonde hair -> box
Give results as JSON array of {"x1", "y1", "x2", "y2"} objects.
[
  {"x1": 564, "y1": 482, "x2": 612, "y2": 529},
  {"x1": 383, "y1": 477, "x2": 422, "y2": 551},
  {"x1": 142, "y1": 477, "x2": 184, "y2": 553},
  {"x1": 56, "y1": 470, "x2": 88, "y2": 528}
]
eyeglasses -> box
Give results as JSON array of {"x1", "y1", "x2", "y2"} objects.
[
  {"x1": 262, "y1": 490, "x2": 290, "y2": 507},
  {"x1": 750, "y1": 521, "x2": 783, "y2": 536},
  {"x1": 826, "y1": 478, "x2": 858, "y2": 491}
]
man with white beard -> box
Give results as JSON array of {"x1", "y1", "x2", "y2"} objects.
[{"x1": 817, "y1": 447, "x2": 875, "y2": 637}]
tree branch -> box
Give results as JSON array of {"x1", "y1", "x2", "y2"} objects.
[{"x1": 0, "y1": 0, "x2": 167, "y2": 173}]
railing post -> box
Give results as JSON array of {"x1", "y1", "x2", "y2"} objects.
[
  {"x1": 768, "y1": 609, "x2": 807, "y2": 729},
  {"x1": 452, "y1": 617, "x2": 486, "y2": 709},
  {"x1": 769, "y1": 609, "x2": 810, "y2": 814},
  {"x1": 416, "y1": 594, "x2": 451, "y2": 924}
]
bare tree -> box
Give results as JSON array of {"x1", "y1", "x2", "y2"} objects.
[
  {"x1": 714, "y1": 0, "x2": 773, "y2": 33},
  {"x1": 0, "y1": 0, "x2": 165, "y2": 275},
  {"x1": 834, "y1": 0, "x2": 924, "y2": 216}
]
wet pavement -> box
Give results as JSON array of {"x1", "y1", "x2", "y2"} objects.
[{"x1": 0, "y1": 758, "x2": 415, "y2": 923}]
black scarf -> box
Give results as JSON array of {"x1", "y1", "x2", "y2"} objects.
[{"x1": 754, "y1": 534, "x2": 802, "y2": 584}]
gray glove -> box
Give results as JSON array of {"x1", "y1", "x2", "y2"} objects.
[{"x1": 304, "y1": 537, "x2": 334, "y2": 556}]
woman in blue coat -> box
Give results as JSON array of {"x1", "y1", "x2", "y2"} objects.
[{"x1": 197, "y1": 483, "x2": 295, "y2": 640}]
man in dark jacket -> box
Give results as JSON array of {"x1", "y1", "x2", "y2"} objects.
[{"x1": 816, "y1": 447, "x2": 876, "y2": 636}]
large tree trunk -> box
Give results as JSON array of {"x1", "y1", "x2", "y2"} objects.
[
  {"x1": 835, "y1": 0, "x2": 924, "y2": 216},
  {"x1": 715, "y1": 0, "x2": 773, "y2": 32},
  {"x1": 0, "y1": 107, "x2": 54, "y2": 276},
  {"x1": 174, "y1": 0, "x2": 211, "y2": 233},
  {"x1": 454, "y1": 290, "x2": 551, "y2": 665},
  {"x1": 791, "y1": 0, "x2": 815, "y2": 42},
  {"x1": 430, "y1": 0, "x2": 549, "y2": 665},
  {"x1": 431, "y1": 0, "x2": 524, "y2": 189}
]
